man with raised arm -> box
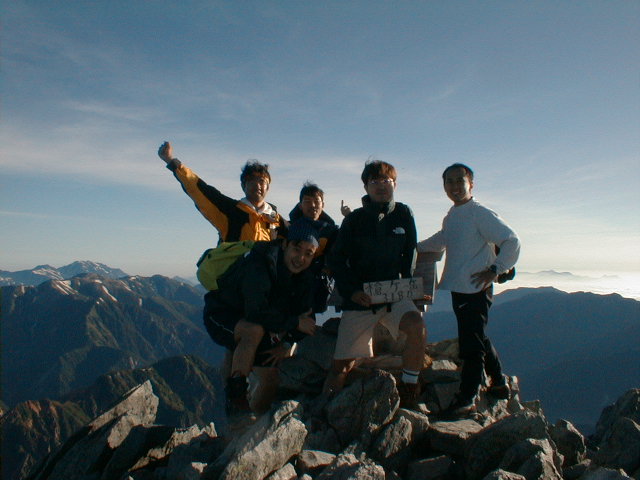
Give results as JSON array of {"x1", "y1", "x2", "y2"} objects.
[{"x1": 158, "y1": 141, "x2": 283, "y2": 243}]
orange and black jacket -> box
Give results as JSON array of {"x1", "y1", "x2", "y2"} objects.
[{"x1": 166, "y1": 159, "x2": 283, "y2": 243}]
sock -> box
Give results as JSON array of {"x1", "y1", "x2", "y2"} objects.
[{"x1": 402, "y1": 369, "x2": 420, "y2": 385}]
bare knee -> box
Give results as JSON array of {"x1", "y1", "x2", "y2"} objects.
[
  {"x1": 234, "y1": 320, "x2": 265, "y2": 345},
  {"x1": 399, "y1": 311, "x2": 425, "y2": 338}
]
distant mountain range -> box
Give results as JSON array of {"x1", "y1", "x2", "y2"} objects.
[
  {"x1": 1, "y1": 262, "x2": 639, "y2": 475},
  {"x1": 2, "y1": 273, "x2": 225, "y2": 406},
  {"x1": 0, "y1": 261, "x2": 129, "y2": 286}
]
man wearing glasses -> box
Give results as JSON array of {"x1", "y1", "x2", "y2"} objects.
[{"x1": 324, "y1": 160, "x2": 427, "y2": 413}]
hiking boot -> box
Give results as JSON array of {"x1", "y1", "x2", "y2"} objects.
[
  {"x1": 397, "y1": 382, "x2": 430, "y2": 415},
  {"x1": 441, "y1": 395, "x2": 476, "y2": 419},
  {"x1": 487, "y1": 376, "x2": 510, "y2": 400},
  {"x1": 225, "y1": 376, "x2": 251, "y2": 417}
]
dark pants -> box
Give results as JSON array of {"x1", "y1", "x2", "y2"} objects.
[{"x1": 451, "y1": 287, "x2": 503, "y2": 401}]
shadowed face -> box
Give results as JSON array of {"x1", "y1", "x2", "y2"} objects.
[
  {"x1": 364, "y1": 176, "x2": 395, "y2": 203},
  {"x1": 283, "y1": 240, "x2": 317, "y2": 274},
  {"x1": 300, "y1": 194, "x2": 324, "y2": 221},
  {"x1": 242, "y1": 175, "x2": 270, "y2": 207},
  {"x1": 444, "y1": 167, "x2": 473, "y2": 206}
]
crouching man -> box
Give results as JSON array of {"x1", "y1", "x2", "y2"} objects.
[{"x1": 203, "y1": 219, "x2": 320, "y2": 417}]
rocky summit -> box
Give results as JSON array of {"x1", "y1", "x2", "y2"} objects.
[{"x1": 19, "y1": 320, "x2": 640, "y2": 480}]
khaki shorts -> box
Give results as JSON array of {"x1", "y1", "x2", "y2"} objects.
[{"x1": 333, "y1": 298, "x2": 420, "y2": 360}]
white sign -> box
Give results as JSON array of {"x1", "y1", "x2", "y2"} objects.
[{"x1": 363, "y1": 278, "x2": 424, "y2": 305}]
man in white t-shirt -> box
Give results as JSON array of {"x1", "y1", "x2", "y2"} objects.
[{"x1": 418, "y1": 163, "x2": 520, "y2": 416}]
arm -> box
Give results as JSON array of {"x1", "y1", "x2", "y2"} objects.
[
  {"x1": 476, "y1": 207, "x2": 521, "y2": 273},
  {"x1": 471, "y1": 207, "x2": 520, "y2": 289},
  {"x1": 417, "y1": 230, "x2": 446, "y2": 253},
  {"x1": 157, "y1": 141, "x2": 238, "y2": 235},
  {"x1": 327, "y1": 214, "x2": 370, "y2": 306},
  {"x1": 400, "y1": 207, "x2": 418, "y2": 278}
]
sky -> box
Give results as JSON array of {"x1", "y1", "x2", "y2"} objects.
[{"x1": 2, "y1": 1, "x2": 639, "y2": 283}]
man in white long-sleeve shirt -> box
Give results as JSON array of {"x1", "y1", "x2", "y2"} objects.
[{"x1": 418, "y1": 163, "x2": 520, "y2": 416}]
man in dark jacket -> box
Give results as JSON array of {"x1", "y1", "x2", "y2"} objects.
[
  {"x1": 289, "y1": 182, "x2": 339, "y2": 314},
  {"x1": 204, "y1": 219, "x2": 319, "y2": 416},
  {"x1": 325, "y1": 160, "x2": 427, "y2": 412}
]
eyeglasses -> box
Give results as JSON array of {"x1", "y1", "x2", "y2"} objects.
[{"x1": 369, "y1": 178, "x2": 395, "y2": 185}]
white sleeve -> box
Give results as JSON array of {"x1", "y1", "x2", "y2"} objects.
[
  {"x1": 417, "y1": 230, "x2": 446, "y2": 253},
  {"x1": 476, "y1": 207, "x2": 520, "y2": 273}
]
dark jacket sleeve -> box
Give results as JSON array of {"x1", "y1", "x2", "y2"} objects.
[
  {"x1": 328, "y1": 214, "x2": 362, "y2": 301},
  {"x1": 400, "y1": 205, "x2": 418, "y2": 278}
]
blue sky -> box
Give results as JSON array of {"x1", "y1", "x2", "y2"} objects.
[{"x1": 2, "y1": 1, "x2": 639, "y2": 279}]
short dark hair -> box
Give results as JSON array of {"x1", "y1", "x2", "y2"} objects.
[
  {"x1": 299, "y1": 181, "x2": 324, "y2": 202},
  {"x1": 361, "y1": 160, "x2": 397, "y2": 185},
  {"x1": 240, "y1": 160, "x2": 271, "y2": 187},
  {"x1": 442, "y1": 163, "x2": 474, "y2": 183}
]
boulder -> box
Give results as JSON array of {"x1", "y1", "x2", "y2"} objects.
[
  {"x1": 592, "y1": 389, "x2": 640, "y2": 446},
  {"x1": 406, "y1": 455, "x2": 453, "y2": 480},
  {"x1": 549, "y1": 418, "x2": 586, "y2": 467},
  {"x1": 265, "y1": 463, "x2": 297, "y2": 480},
  {"x1": 296, "y1": 449, "x2": 336, "y2": 476},
  {"x1": 593, "y1": 416, "x2": 640, "y2": 475},
  {"x1": 325, "y1": 370, "x2": 398, "y2": 448},
  {"x1": 315, "y1": 452, "x2": 385, "y2": 480},
  {"x1": 207, "y1": 400, "x2": 307, "y2": 480},
  {"x1": 428, "y1": 419, "x2": 484, "y2": 457},
  {"x1": 369, "y1": 415, "x2": 413, "y2": 473},
  {"x1": 464, "y1": 410, "x2": 550, "y2": 480},
  {"x1": 481, "y1": 470, "x2": 526, "y2": 480},
  {"x1": 498, "y1": 438, "x2": 563, "y2": 480},
  {"x1": 30, "y1": 381, "x2": 158, "y2": 480}
]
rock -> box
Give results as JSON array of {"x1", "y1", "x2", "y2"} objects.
[
  {"x1": 30, "y1": 381, "x2": 158, "y2": 480},
  {"x1": 208, "y1": 400, "x2": 307, "y2": 480},
  {"x1": 315, "y1": 452, "x2": 385, "y2": 480},
  {"x1": 593, "y1": 416, "x2": 640, "y2": 475},
  {"x1": 265, "y1": 462, "x2": 297, "y2": 480},
  {"x1": 296, "y1": 450, "x2": 336, "y2": 475},
  {"x1": 99, "y1": 424, "x2": 175, "y2": 480},
  {"x1": 428, "y1": 419, "x2": 484, "y2": 457},
  {"x1": 464, "y1": 410, "x2": 550, "y2": 480},
  {"x1": 406, "y1": 455, "x2": 453, "y2": 480},
  {"x1": 278, "y1": 356, "x2": 328, "y2": 393},
  {"x1": 128, "y1": 423, "x2": 217, "y2": 472},
  {"x1": 592, "y1": 389, "x2": 640, "y2": 446},
  {"x1": 499, "y1": 438, "x2": 563, "y2": 480},
  {"x1": 421, "y1": 359, "x2": 459, "y2": 383},
  {"x1": 369, "y1": 415, "x2": 412, "y2": 473},
  {"x1": 396, "y1": 408, "x2": 430, "y2": 441},
  {"x1": 549, "y1": 418, "x2": 586, "y2": 467},
  {"x1": 89, "y1": 381, "x2": 159, "y2": 432},
  {"x1": 563, "y1": 459, "x2": 593, "y2": 480},
  {"x1": 325, "y1": 370, "x2": 398, "y2": 448},
  {"x1": 481, "y1": 469, "x2": 526, "y2": 480},
  {"x1": 578, "y1": 466, "x2": 633, "y2": 479}
]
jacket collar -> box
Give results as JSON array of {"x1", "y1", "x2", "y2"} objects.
[{"x1": 362, "y1": 195, "x2": 396, "y2": 216}]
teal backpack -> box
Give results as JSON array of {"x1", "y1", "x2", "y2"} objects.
[{"x1": 196, "y1": 241, "x2": 255, "y2": 290}]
